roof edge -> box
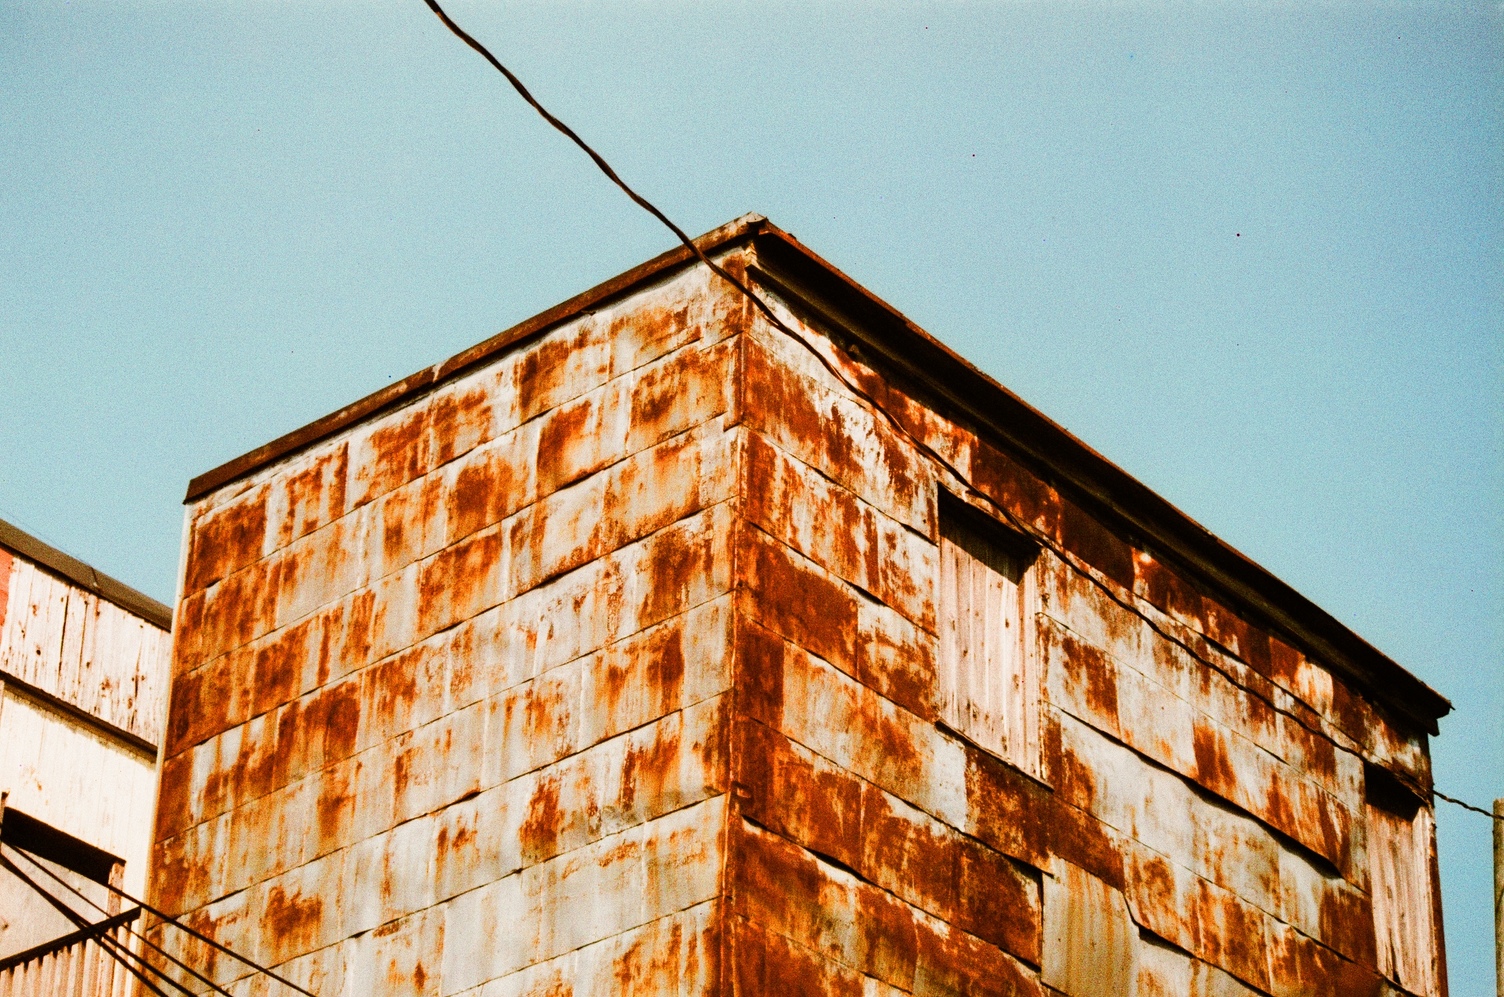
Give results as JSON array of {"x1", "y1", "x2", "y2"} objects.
[
  {"x1": 183, "y1": 213, "x2": 771, "y2": 504},
  {"x1": 746, "y1": 226, "x2": 1450, "y2": 732},
  {"x1": 0, "y1": 518, "x2": 172, "y2": 631},
  {"x1": 179, "y1": 212, "x2": 1448, "y2": 732}
]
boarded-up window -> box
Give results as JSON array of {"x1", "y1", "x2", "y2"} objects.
[
  {"x1": 938, "y1": 499, "x2": 1037, "y2": 773},
  {"x1": 1366, "y1": 764, "x2": 1440, "y2": 997}
]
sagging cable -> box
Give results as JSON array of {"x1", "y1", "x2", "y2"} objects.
[
  {"x1": 0, "y1": 851, "x2": 179, "y2": 997},
  {"x1": 4, "y1": 842, "x2": 239, "y2": 997}
]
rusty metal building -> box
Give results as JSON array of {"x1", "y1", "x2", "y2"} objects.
[
  {"x1": 151, "y1": 214, "x2": 1451, "y2": 997},
  {"x1": 0, "y1": 518, "x2": 173, "y2": 990}
]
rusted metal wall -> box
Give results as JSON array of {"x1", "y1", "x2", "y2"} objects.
[
  {"x1": 726, "y1": 268, "x2": 1443, "y2": 997},
  {"x1": 155, "y1": 241, "x2": 1443, "y2": 997},
  {"x1": 153, "y1": 261, "x2": 749, "y2": 996}
]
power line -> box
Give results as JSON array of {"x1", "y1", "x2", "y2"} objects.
[
  {"x1": 3, "y1": 842, "x2": 239, "y2": 997},
  {"x1": 0, "y1": 852, "x2": 178, "y2": 997},
  {"x1": 0, "y1": 838, "x2": 317, "y2": 997},
  {"x1": 418, "y1": 0, "x2": 1494, "y2": 830},
  {"x1": 1435, "y1": 790, "x2": 1504, "y2": 822},
  {"x1": 419, "y1": 0, "x2": 818, "y2": 360}
]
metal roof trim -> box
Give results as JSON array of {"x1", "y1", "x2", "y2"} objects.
[
  {"x1": 183, "y1": 213, "x2": 772, "y2": 504},
  {"x1": 0, "y1": 518, "x2": 172, "y2": 631},
  {"x1": 745, "y1": 226, "x2": 1450, "y2": 732}
]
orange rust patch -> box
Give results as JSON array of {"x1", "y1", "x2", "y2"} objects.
[
  {"x1": 154, "y1": 751, "x2": 193, "y2": 839},
  {"x1": 186, "y1": 491, "x2": 268, "y2": 594},
  {"x1": 516, "y1": 326, "x2": 609, "y2": 422},
  {"x1": 320, "y1": 678, "x2": 362, "y2": 764},
  {"x1": 252, "y1": 616, "x2": 313, "y2": 718},
  {"x1": 1062, "y1": 629, "x2": 1120, "y2": 730},
  {"x1": 1318, "y1": 885, "x2": 1376, "y2": 968},
  {"x1": 262, "y1": 883, "x2": 324, "y2": 961},
  {"x1": 856, "y1": 615, "x2": 938, "y2": 724},
  {"x1": 737, "y1": 527, "x2": 858, "y2": 670},
  {"x1": 969, "y1": 438, "x2": 1055, "y2": 537},
  {"x1": 638, "y1": 521, "x2": 715, "y2": 627},
  {"x1": 278, "y1": 447, "x2": 348, "y2": 546},
  {"x1": 620, "y1": 721, "x2": 683, "y2": 816},
  {"x1": 0, "y1": 548, "x2": 11, "y2": 631},
  {"x1": 735, "y1": 621, "x2": 787, "y2": 730},
  {"x1": 1191, "y1": 720, "x2": 1237, "y2": 799},
  {"x1": 520, "y1": 775, "x2": 564, "y2": 865},
  {"x1": 732, "y1": 720, "x2": 862, "y2": 871},
  {"x1": 537, "y1": 394, "x2": 598, "y2": 495},
  {"x1": 197, "y1": 557, "x2": 282, "y2": 663},
  {"x1": 353, "y1": 407, "x2": 428, "y2": 508},
  {"x1": 449, "y1": 443, "x2": 527, "y2": 543},
  {"x1": 427, "y1": 384, "x2": 495, "y2": 469},
  {"x1": 731, "y1": 919, "x2": 864, "y2": 997},
  {"x1": 315, "y1": 760, "x2": 355, "y2": 854},
  {"x1": 418, "y1": 527, "x2": 506, "y2": 637},
  {"x1": 1134, "y1": 553, "x2": 1207, "y2": 635}
]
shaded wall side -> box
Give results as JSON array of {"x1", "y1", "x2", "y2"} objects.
[
  {"x1": 722, "y1": 277, "x2": 1439, "y2": 997},
  {"x1": 150, "y1": 262, "x2": 754, "y2": 997}
]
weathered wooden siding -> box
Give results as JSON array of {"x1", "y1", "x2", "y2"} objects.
[
  {"x1": 725, "y1": 274, "x2": 1442, "y2": 997},
  {"x1": 152, "y1": 262, "x2": 750, "y2": 996},
  {"x1": 0, "y1": 554, "x2": 169, "y2": 746},
  {"x1": 0, "y1": 545, "x2": 170, "y2": 905}
]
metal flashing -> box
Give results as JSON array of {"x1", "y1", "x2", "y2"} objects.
[{"x1": 0, "y1": 518, "x2": 171, "y2": 632}]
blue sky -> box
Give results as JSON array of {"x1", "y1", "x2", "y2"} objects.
[{"x1": 1, "y1": 1, "x2": 1499, "y2": 988}]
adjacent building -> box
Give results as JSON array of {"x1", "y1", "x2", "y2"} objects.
[
  {"x1": 151, "y1": 214, "x2": 1451, "y2": 997},
  {"x1": 0, "y1": 517, "x2": 173, "y2": 989}
]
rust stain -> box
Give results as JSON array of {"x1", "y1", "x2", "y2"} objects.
[
  {"x1": 185, "y1": 490, "x2": 268, "y2": 594},
  {"x1": 638, "y1": 521, "x2": 713, "y2": 627},
  {"x1": 1057, "y1": 499, "x2": 1135, "y2": 591},
  {"x1": 738, "y1": 526, "x2": 857, "y2": 670},
  {"x1": 449, "y1": 443, "x2": 526, "y2": 543},
  {"x1": 1063, "y1": 629, "x2": 1120, "y2": 729},
  {"x1": 736, "y1": 622, "x2": 786, "y2": 730},
  {"x1": 537, "y1": 394, "x2": 597, "y2": 494},
  {"x1": 608, "y1": 302, "x2": 694, "y2": 372},
  {"x1": 520, "y1": 775, "x2": 564, "y2": 865},
  {"x1": 0, "y1": 547, "x2": 10, "y2": 631},
  {"x1": 262, "y1": 883, "x2": 324, "y2": 961},
  {"x1": 353, "y1": 406, "x2": 428, "y2": 508},
  {"x1": 279, "y1": 446, "x2": 349, "y2": 546},
  {"x1": 1191, "y1": 720, "x2": 1237, "y2": 800},
  {"x1": 427, "y1": 383, "x2": 494, "y2": 469},
  {"x1": 315, "y1": 759, "x2": 354, "y2": 853},
  {"x1": 619, "y1": 723, "x2": 683, "y2": 815}
]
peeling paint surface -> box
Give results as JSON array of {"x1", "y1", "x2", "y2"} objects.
[{"x1": 152, "y1": 245, "x2": 1443, "y2": 997}]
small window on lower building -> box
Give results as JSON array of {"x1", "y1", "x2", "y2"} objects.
[
  {"x1": 938, "y1": 494, "x2": 1039, "y2": 774},
  {"x1": 1365, "y1": 763, "x2": 1440, "y2": 997}
]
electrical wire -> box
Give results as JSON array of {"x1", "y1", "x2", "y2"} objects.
[
  {"x1": 420, "y1": 0, "x2": 816, "y2": 356},
  {"x1": 0, "y1": 852, "x2": 179, "y2": 997},
  {"x1": 1434, "y1": 790, "x2": 1504, "y2": 822},
  {"x1": 0, "y1": 842, "x2": 317, "y2": 997},
  {"x1": 3, "y1": 842, "x2": 239, "y2": 997},
  {"x1": 418, "y1": 0, "x2": 1494, "y2": 827}
]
